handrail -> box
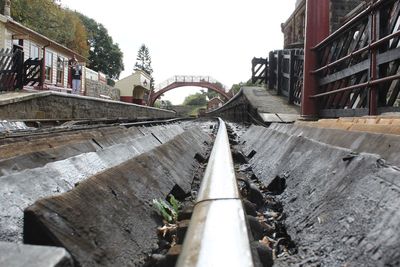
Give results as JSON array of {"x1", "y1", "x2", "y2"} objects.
[
  {"x1": 310, "y1": 73, "x2": 400, "y2": 98},
  {"x1": 154, "y1": 75, "x2": 228, "y2": 91},
  {"x1": 176, "y1": 118, "x2": 254, "y2": 267},
  {"x1": 312, "y1": 0, "x2": 396, "y2": 50},
  {"x1": 312, "y1": 29, "x2": 400, "y2": 74}
]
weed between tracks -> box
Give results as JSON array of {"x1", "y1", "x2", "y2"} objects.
[{"x1": 143, "y1": 124, "x2": 217, "y2": 267}]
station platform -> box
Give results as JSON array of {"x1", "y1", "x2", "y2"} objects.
[{"x1": 0, "y1": 91, "x2": 175, "y2": 121}]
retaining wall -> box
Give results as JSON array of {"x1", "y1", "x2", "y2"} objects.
[
  {"x1": 241, "y1": 125, "x2": 400, "y2": 266},
  {"x1": 0, "y1": 92, "x2": 175, "y2": 120},
  {"x1": 23, "y1": 127, "x2": 211, "y2": 266}
]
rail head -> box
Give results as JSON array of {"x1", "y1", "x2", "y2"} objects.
[{"x1": 176, "y1": 118, "x2": 254, "y2": 267}]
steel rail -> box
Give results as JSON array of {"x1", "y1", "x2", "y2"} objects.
[
  {"x1": 176, "y1": 118, "x2": 254, "y2": 267},
  {"x1": 0, "y1": 117, "x2": 191, "y2": 139}
]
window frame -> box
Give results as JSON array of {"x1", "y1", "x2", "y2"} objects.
[
  {"x1": 30, "y1": 44, "x2": 40, "y2": 59},
  {"x1": 56, "y1": 56, "x2": 64, "y2": 85},
  {"x1": 45, "y1": 50, "x2": 53, "y2": 82}
]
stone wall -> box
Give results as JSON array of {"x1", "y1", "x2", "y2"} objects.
[
  {"x1": 205, "y1": 89, "x2": 255, "y2": 123},
  {"x1": 0, "y1": 92, "x2": 175, "y2": 120},
  {"x1": 85, "y1": 79, "x2": 120, "y2": 101},
  {"x1": 330, "y1": 0, "x2": 364, "y2": 32}
]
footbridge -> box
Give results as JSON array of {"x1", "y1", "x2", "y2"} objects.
[{"x1": 149, "y1": 75, "x2": 232, "y2": 106}]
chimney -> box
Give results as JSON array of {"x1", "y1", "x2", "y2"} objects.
[{"x1": 4, "y1": 0, "x2": 11, "y2": 17}]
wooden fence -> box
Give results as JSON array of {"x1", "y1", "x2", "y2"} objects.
[
  {"x1": 268, "y1": 49, "x2": 304, "y2": 105},
  {"x1": 0, "y1": 47, "x2": 42, "y2": 92}
]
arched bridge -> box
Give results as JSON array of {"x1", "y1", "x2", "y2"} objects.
[{"x1": 149, "y1": 75, "x2": 232, "y2": 106}]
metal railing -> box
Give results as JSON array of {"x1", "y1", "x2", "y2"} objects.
[
  {"x1": 154, "y1": 75, "x2": 228, "y2": 92},
  {"x1": 311, "y1": 0, "x2": 400, "y2": 117},
  {"x1": 176, "y1": 118, "x2": 254, "y2": 267}
]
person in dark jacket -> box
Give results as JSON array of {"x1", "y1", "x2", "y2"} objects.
[{"x1": 70, "y1": 56, "x2": 82, "y2": 94}]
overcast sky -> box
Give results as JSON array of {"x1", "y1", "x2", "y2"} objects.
[{"x1": 61, "y1": 0, "x2": 296, "y2": 104}]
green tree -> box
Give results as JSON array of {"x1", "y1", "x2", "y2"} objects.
[
  {"x1": 77, "y1": 13, "x2": 124, "y2": 81},
  {"x1": 183, "y1": 92, "x2": 207, "y2": 106},
  {"x1": 205, "y1": 89, "x2": 218, "y2": 100},
  {"x1": 154, "y1": 99, "x2": 172, "y2": 109},
  {"x1": 230, "y1": 80, "x2": 254, "y2": 95},
  {"x1": 230, "y1": 83, "x2": 243, "y2": 95},
  {"x1": 134, "y1": 44, "x2": 153, "y2": 75},
  {"x1": 134, "y1": 44, "x2": 154, "y2": 89}
]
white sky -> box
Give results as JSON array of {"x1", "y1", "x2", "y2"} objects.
[{"x1": 61, "y1": 0, "x2": 296, "y2": 104}]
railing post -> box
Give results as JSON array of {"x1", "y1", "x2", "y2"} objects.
[
  {"x1": 38, "y1": 58, "x2": 44, "y2": 87},
  {"x1": 369, "y1": 10, "x2": 378, "y2": 115},
  {"x1": 265, "y1": 57, "x2": 269, "y2": 85},
  {"x1": 268, "y1": 51, "x2": 274, "y2": 90},
  {"x1": 276, "y1": 50, "x2": 283, "y2": 95},
  {"x1": 251, "y1": 58, "x2": 256, "y2": 84},
  {"x1": 288, "y1": 49, "x2": 295, "y2": 104},
  {"x1": 13, "y1": 47, "x2": 24, "y2": 90},
  {"x1": 301, "y1": 0, "x2": 330, "y2": 119}
]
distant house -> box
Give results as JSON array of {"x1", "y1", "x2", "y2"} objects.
[
  {"x1": 114, "y1": 70, "x2": 151, "y2": 105},
  {"x1": 207, "y1": 97, "x2": 224, "y2": 111},
  {"x1": 0, "y1": 12, "x2": 87, "y2": 92}
]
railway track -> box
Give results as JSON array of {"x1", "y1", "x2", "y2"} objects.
[
  {"x1": 1, "y1": 117, "x2": 296, "y2": 266},
  {"x1": 177, "y1": 118, "x2": 254, "y2": 266}
]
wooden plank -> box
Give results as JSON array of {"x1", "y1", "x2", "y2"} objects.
[
  {"x1": 319, "y1": 60, "x2": 369, "y2": 85},
  {"x1": 387, "y1": 79, "x2": 400, "y2": 106},
  {"x1": 318, "y1": 47, "x2": 400, "y2": 86}
]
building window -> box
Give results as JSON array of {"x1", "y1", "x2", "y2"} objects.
[
  {"x1": 56, "y1": 56, "x2": 64, "y2": 85},
  {"x1": 45, "y1": 51, "x2": 53, "y2": 81},
  {"x1": 30, "y1": 44, "x2": 39, "y2": 59}
]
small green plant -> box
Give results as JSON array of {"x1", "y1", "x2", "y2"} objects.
[
  {"x1": 168, "y1": 195, "x2": 180, "y2": 214},
  {"x1": 152, "y1": 197, "x2": 179, "y2": 223}
]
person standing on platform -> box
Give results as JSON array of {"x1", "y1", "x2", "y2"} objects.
[{"x1": 70, "y1": 56, "x2": 82, "y2": 94}]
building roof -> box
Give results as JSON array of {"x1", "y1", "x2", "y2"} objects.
[
  {"x1": 208, "y1": 96, "x2": 223, "y2": 103},
  {"x1": 116, "y1": 69, "x2": 152, "y2": 84},
  {"x1": 0, "y1": 14, "x2": 87, "y2": 62}
]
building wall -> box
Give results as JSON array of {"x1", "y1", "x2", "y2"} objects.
[
  {"x1": 115, "y1": 75, "x2": 135, "y2": 97},
  {"x1": 115, "y1": 71, "x2": 151, "y2": 98},
  {"x1": 85, "y1": 67, "x2": 99, "y2": 81},
  {"x1": 282, "y1": 0, "x2": 365, "y2": 48},
  {"x1": 0, "y1": 17, "x2": 5, "y2": 49},
  {"x1": 330, "y1": 0, "x2": 364, "y2": 32},
  {"x1": 207, "y1": 98, "x2": 224, "y2": 111}
]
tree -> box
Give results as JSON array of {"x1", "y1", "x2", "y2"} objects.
[
  {"x1": 154, "y1": 99, "x2": 172, "y2": 109},
  {"x1": 230, "y1": 80, "x2": 254, "y2": 95},
  {"x1": 134, "y1": 44, "x2": 153, "y2": 75},
  {"x1": 183, "y1": 92, "x2": 207, "y2": 106},
  {"x1": 134, "y1": 44, "x2": 154, "y2": 89},
  {"x1": 231, "y1": 83, "x2": 243, "y2": 95},
  {"x1": 205, "y1": 89, "x2": 218, "y2": 100},
  {"x1": 77, "y1": 13, "x2": 124, "y2": 81}
]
